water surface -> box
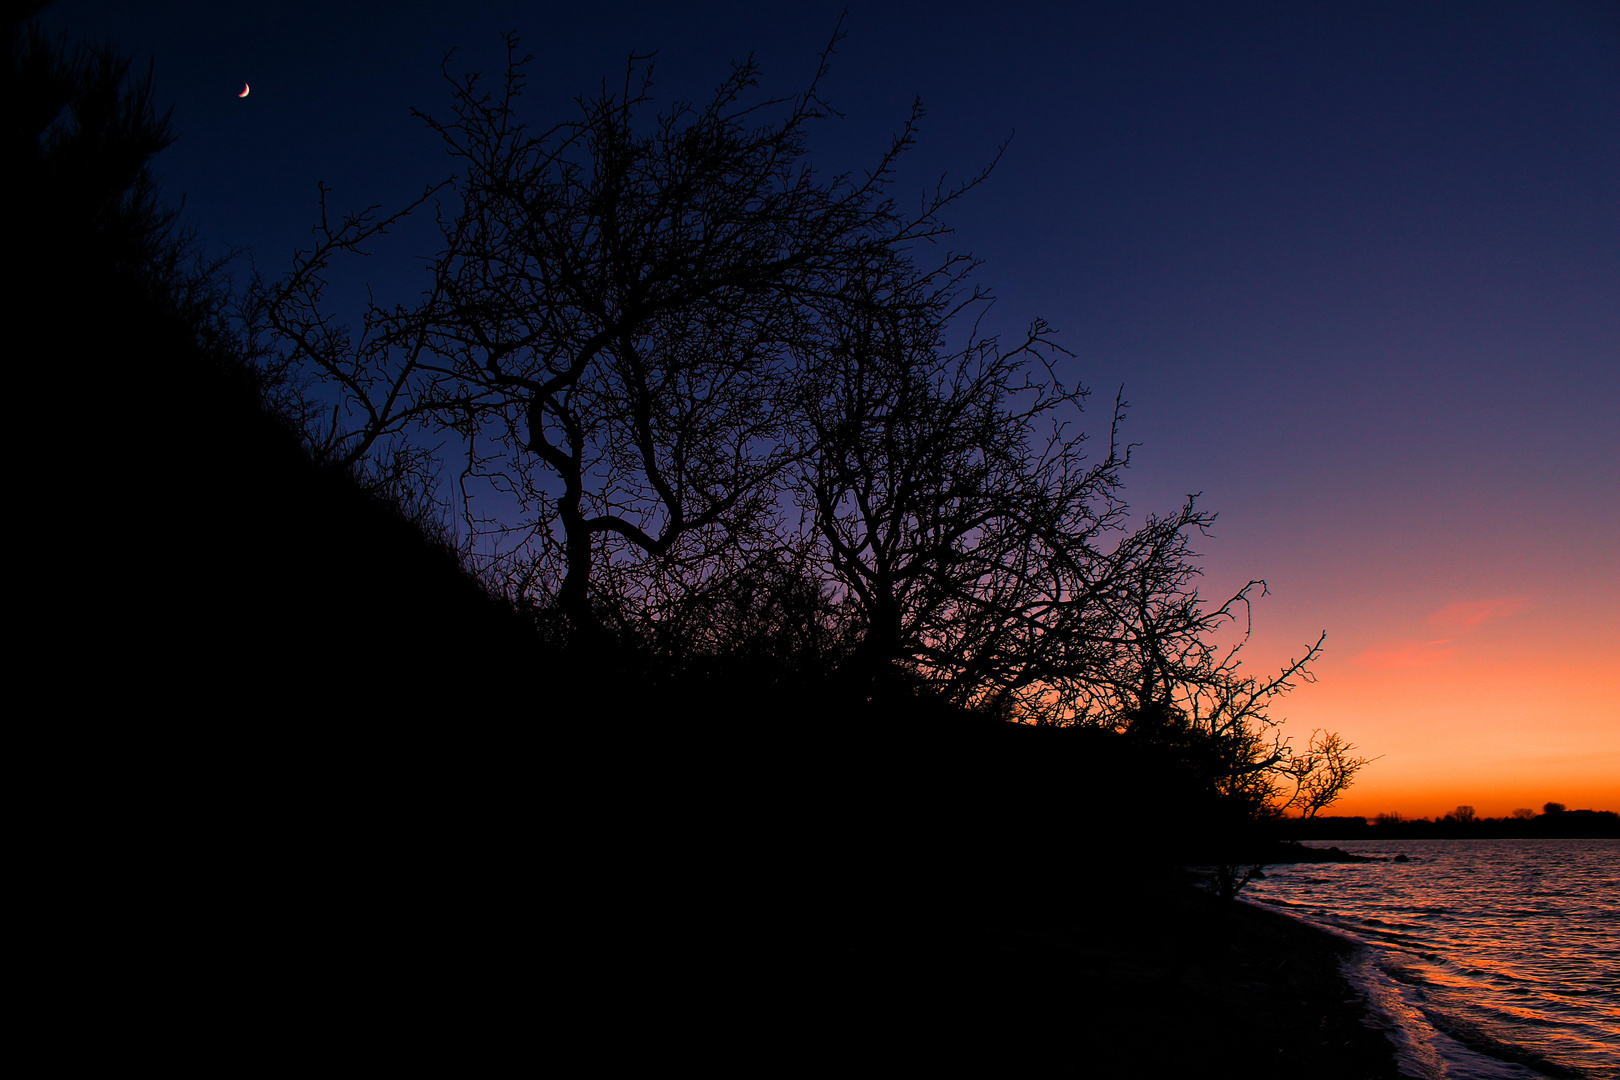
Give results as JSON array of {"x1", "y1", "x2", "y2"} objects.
[{"x1": 1243, "y1": 838, "x2": 1618, "y2": 1079}]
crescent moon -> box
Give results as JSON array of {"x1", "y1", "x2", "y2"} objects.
[{"x1": 238, "y1": 83, "x2": 250, "y2": 98}]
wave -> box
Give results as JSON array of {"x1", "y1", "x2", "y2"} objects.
[
  {"x1": 1247, "y1": 839, "x2": 1619, "y2": 1078},
  {"x1": 1344, "y1": 948, "x2": 1591, "y2": 1080}
]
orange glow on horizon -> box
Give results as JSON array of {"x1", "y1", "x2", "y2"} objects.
[{"x1": 1195, "y1": 554, "x2": 1620, "y2": 823}]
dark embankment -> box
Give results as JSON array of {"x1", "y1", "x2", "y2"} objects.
[
  {"x1": 15, "y1": 25, "x2": 539, "y2": 1061},
  {"x1": 783, "y1": 865, "x2": 1402, "y2": 1075},
  {"x1": 560, "y1": 702, "x2": 1401, "y2": 1073},
  {"x1": 14, "y1": 22, "x2": 1398, "y2": 1072},
  {"x1": 25, "y1": 249, "x2": 541, "y2": 1057}
]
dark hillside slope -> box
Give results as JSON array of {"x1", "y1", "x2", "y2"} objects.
[
  {"x1": 12, "y1": 21, "x2": 541, "y2": 1058},
  {"x1": 13, "y1": 33, "x2": 534, "y2": 722}
]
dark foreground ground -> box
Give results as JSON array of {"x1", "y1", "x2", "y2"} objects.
[
  {"x1": 64, "y1": 738, "x2": 1404, "y2": 1075},
  {"x1": 761, "y1": 870, "x2": 1405, "y2": 1075}
]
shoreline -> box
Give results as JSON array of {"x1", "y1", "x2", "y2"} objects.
[{"x1": 1242, "y1": 838, "x2": 1615, "y2": 1079}]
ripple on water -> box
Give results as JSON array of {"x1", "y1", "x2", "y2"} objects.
[{"x1": 1243, "y1": 838, "x2": 1619, "y2": 1079}]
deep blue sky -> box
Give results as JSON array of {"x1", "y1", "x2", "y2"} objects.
[{"x1": 45, "y1": 1, "x2": 1619, "y2": 809}]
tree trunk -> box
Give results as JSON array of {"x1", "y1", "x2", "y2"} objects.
[{"x1": 555, "y1": 479, "x2": 596, "y2": 635}]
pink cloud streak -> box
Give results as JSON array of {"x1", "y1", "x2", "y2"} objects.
[
  {"x1": 1355, "y1": 640, "x2": 1460, "y2": 670},
  {"x1": 1429, "y1": 597, "x2": 1530, "y2": 629}
]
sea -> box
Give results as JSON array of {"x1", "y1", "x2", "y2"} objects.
[{"x1": 1242, "y1": 838, "x2": 1619, "y2": 1080}]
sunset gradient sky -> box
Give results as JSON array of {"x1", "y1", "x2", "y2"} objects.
[{"x1": 47, "y1": 1, "x2": 1618, "y2": 818}]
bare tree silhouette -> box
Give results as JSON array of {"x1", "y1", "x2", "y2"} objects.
[
  {"x1": 253, "y1": 27, "x2": 964, "y2": 643},
  {"x1": 1282, "y1": 730, "x2": 1375, "y2": 819},
  {"x1": 793, "y1": 248, "x2": 1137, "y2": 705},
  {"x1": 793, "y1": 236, "x2": 1353, "y2": 819},
  {"x1": 249, "y1": 25, "x2": 1367, "y2": 824}
]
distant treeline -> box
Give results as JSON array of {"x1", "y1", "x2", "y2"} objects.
[{"x1": 1279, "y1": 808, "x2": 1620, "y2": 841}]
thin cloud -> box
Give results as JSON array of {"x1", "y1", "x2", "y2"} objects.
[
  {"x1": 1355, "y1": 640, "x2": 1459, "y2": 670},
  {"x1": 1430, "y1": 597, "x2": 1530, "y2": 629}
]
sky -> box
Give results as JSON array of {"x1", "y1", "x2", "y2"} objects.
[{"x1": 44, "y1": 1, "x2": 1619, "y2": 818}]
